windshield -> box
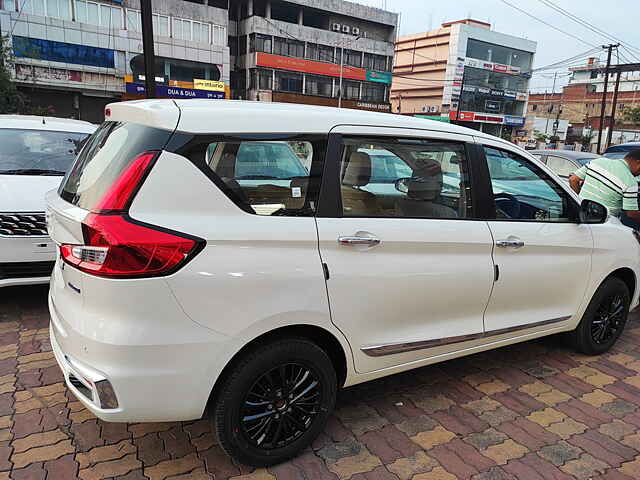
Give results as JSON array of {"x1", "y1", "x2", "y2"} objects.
[{"x1": 0, "y1": 128, "x2": 90, "y2": 175}]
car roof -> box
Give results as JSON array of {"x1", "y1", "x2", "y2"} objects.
[
  {"x1": 106, "y1": 99, "x2": 503, "y2": 142},
  {"x1": 0, "y1": 115, "x2": 96, "y2": 134},
  {"x1": 529, "y1": 150, "x2": 600, "y2": 160},
  {"x1": 604, "y1": 142, "x2": 640, "y2": 152}
]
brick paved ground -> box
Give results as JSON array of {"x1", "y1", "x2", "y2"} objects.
[{"x1": 3, "y1": 285, "x2": 640, "y2": 479}]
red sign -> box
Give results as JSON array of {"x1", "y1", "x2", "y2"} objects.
[
  {"x1": 474, "y1": 114, "x2": 504, "y2": 123},
  {"x1": 449, "y1": 111, "x2": 475, "y2": 121},
  {"x1": 492, "y1": 63, "x2": 508, "y2": 73},
  {"x1": 256, "y1": 52, "x2": 366, "y2": 81}
]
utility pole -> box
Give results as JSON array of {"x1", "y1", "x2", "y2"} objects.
[
  {"x1": 140, "y1": 0, "x2": 156, "y2": 99},
  {"x1": 606, "y1": 69, "x2": 622, "y2": 149},
  {"x1": 597, "y1": 43, "x2": 620, "y2": 153},
  {"x1": 455, "y1": 71, "x2": 466, "y2": 122},
  {"x1": 545, "y1": 72, "x2": 557, "y2": 135}
]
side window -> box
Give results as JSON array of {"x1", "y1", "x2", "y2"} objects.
[
  {"x1": 177, "y1": 138, "x2": 324, "y2": 217},
  {"x1": 546, "y1": 155, "x2": 577, "y2": 177},
  {"x1": 484, "y1": 146, "x2": 574, "y2": 222},
  {"x1": 339, "y1": 137, "x2": 471, "y2": 219}
]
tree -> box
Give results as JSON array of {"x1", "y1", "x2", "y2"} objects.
[
  {"x1": 0, "y1": 36, "x2": 25, "y2": 114},
  {"x1": 623, "y1": 106, "x2": 640, "y2": 127},
  {"x1": 533, "y1": 130, "x2": 549, "y2": 143}
]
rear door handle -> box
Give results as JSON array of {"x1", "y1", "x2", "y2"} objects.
[
  {"x1": 338, "y1": 235, "x2": 381, "y2": 246},
  {"x1": 496, "y1": 238, "x2": 525, "y2": 248}
]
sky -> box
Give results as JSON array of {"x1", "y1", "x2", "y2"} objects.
[{"x1": 355, "y1": 0, "x2": 640, "y2": 92}]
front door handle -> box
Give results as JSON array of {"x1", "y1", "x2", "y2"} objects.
[
  {"x1": 496, "y1": 238, "x2": 525, "y2": 248},
  {"x1": 338, "y1": 235, "x2": 381, "y2": 246}
]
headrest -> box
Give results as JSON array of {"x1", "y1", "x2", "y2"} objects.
[
  {"x1": 343, "y1": 152, "x2": 371, "y2": 187},
  {"x1": 407, "y1": 159, "x2": 443, "y2": 200}
]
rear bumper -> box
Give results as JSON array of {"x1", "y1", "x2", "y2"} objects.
[{"x1": 49, "y1": 291, "x2": 228, "y2": 422}]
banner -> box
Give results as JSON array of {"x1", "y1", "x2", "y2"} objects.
[
  {"x1": 126, "y1": 83, "x2": 224, "y2": 99},
  {"x1": 463, "y1": 57, "x2": 522, "y2": 76},
  {"x1": 194, "y1": 79, "x2": 226, "y2": 91},
  {"x1": 256, "y1": 52, "x2": 366, "y2": 81},
  {"x1": 365, "y1": 70, "x2": 392, "y2": 84},
  {"x1": 504, "y1": 115, "x2": 526, "y2": 126}
]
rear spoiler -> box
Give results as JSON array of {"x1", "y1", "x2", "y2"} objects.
[{"x1": 104, "y1": 100, "x2": 180, "y2": 132}]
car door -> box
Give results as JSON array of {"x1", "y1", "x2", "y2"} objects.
[
  {"x1": 315, "y1": 126, "x2": 496, "y2": 374},
  {"x1": 479, "y1": 138, "x2": 593, "y2": 334}
]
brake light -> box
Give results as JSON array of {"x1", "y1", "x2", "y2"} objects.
[
  {"x1": 93, "y1": 151, "x2": 158, "y2": 213},
  {"x1": 59, "y1": 150, "x2": 204, "y2": 278},
  {"x1": 61, "y1": 214, "x2": 202, "y2": 278}
]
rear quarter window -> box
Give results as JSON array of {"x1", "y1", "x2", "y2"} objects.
[{"x1": 60, "y1": 122, "x2": 173, "y2": 210}]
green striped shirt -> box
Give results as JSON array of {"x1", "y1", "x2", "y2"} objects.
[{"x1": 574, "y1": 157, "x2": 639, "y2": 217}]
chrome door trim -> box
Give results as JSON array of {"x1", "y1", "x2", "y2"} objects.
[{"x1": 361, "y1": 316, "x2": 571, "y2": 357}]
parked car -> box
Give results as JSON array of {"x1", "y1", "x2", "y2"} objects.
[
  {"x1": 0, "y1": 115, "x2": 95, "y2": 288},
  {"x1": 530, "y1": 150, "x2": 600, "y2": 180},
  {"x1": 604, "y1": 142, "x2": 640, "y2": 160},
  {"x1": 47, "y1": 100, "x2": 640, "y2": 466}
]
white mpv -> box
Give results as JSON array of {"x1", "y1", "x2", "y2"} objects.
[
  {"x1": 0, "y1": 115, "x2": 95, "y2": 287},
  {"x1": 47, "y1": 100, "x2": 640, "y2": 466}
]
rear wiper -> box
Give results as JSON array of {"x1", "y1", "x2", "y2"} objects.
[{"x1": 0, "y1": 169, "x2": 66, "y2": 175}]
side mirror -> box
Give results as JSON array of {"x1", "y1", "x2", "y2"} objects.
[
  {"x1": 579, "y1": 199, "x2": 607, "y2": 224},
  {"x1": 395, "y1": 177, "x2": 410, "y2": 194}
]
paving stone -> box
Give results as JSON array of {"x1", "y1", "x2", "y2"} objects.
[
  {"x1": 78, "y1": 453, "x2": 143, "y2": 480},
  {"x1": 546, "y1": 418, "x2": 588, "y2": 439},
  {"x1": 463, "y1": 397, "x2": 501, "y2": 415},
  {"x1": 12, "y1": 429, "x2": 67, "y2": 453},
  {"x1": 599, "y1": 419, "x2": 637, "y2": 441},
  {"x1": 519, "y1": 452, "x2": 575, "y2": 480},
  {"x1": 431, "y1": 406, "x2": 488, "y2": 435},
  {"x1": 44, "y1": 454, "x2": 78, "y2": 479},
  {"x1": 559, "y1": 453, "x2": 608, "y2": 478},
  {"x1": 76, "y1": 440, "x2": 136, "y2": 469},
  {"x1": 326, "y1": 449, "x2": 382, "y2": 480},
  {"x1": 350, "y1": 465, "x2": 399, "y2": 480},
  {"x1": 144, "y1": 452, "x2": 204, "y2": 480},
  {"x1": 199, "y1": 445, "x2": 240, "y2": 479},
  {"x1": 465, "y1": 428, "x2": 509, "y2": 450},
  {"x1": 70, "y1": 420, "x2": 105, "y2": 452},
  {"x1": 317, "y1": 438, "x2": 363, "y2": 463},
  {"x1": 159, "y1": 425, "x2": 195, "y2": 459},
  {"x1": 481, "y1": 439, "x2": 528, "y2": 465},
  {"x1": 600, "y1": 399, "x2": 638, "y2": 418},
  {"x1": 526, "y1": 408, "x2": 567, "y2": 427},
  {"x1": 11, "y1": 439, "x2": 75, "y2": 468},
  {"x1": 394, "y1": 415, "x2": 437, "y2": 437},
  {"x1": 386, "y1": 451, "x2": 438, "y2": 480},
  {"x1": 410, "y1": 394, "x2": 454, "y2": 415},
  {"x1": 555, "y1": 398, "x2": 613, "y2": 428},
  {"x1": 11, "y1": 462, "x2": 46, "y2": 480},
  {"x1": 291, "y1": 451, "x2": 337, "y2": 480},
  {"x1": 429, "y1": 443, "x2": 479, "y2": 478},
  {"x1": 537, "y1": 440, "x2": 583, "y2": 466},
  {"x1": 335, "y1": 404, "x2": 390, "y2": 436},
  {"x1": 412, "y1": 466, "x2": 457, "y2": 480},
  {"x1": 470, "y1": 466, "x2": 517, "y2": 480},
  {"x1": 618, "y1": 457, "x2": 640, "y2": 478},
  {"x1": 490, "y1": 390, "x2": 545, "y2": 416},
  {"x1": 478, "y1": 406, "x2": 520, "y2": 427},
  {"x1": 134, "y1": 433, "x2": 171, "y2": 467},
  {"x1": 410, "y1": 426, "x2": 456, "y2": 451}
]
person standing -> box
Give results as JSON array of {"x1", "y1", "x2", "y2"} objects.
[{"x1": 569, "y1": 149, "x2": 640, "y2": 226}]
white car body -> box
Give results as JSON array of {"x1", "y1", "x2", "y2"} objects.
[
  {"x1": 47, "y1": 100, "x2": 640, "y2": 433},
  {"x1": 0, "y1": 115, "x2": 95, "y2": 287}
]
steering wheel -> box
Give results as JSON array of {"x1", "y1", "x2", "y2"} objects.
[{"x1": 494, "y1": 192, "x2": 521, "y2": 219}]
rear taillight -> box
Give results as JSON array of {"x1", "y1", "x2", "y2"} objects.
[
  {"x1": 60, "y1": 150, "x2": 204, "y2": 278},
  {"x1": 61, "y1": 214, "x2": 202, "y2": 278}
]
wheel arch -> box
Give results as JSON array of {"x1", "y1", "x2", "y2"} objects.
[
  {"x1": 206, "y1": 324, "x2": 348, "y2": 409},
  {"x1": 608, "y1": 267, "x2": 636, "y2": 300}
]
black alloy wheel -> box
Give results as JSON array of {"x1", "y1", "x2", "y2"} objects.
[
  {"x1": 240, "y1": 363, "x2": 321, "y2": 450},
  {"x1": 591, "y1": 294, "x2": 625, "y2": 345}
]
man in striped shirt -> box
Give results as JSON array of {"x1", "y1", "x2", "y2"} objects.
[{"x1": 569, "y1": 149, "x2": 640, "y2": 225}]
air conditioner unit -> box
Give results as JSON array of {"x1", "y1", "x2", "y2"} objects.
[
  {"x1": 332, "y1": 23, "x2": 341, "y2": 31},
  {"x1": 342, "y1": 25, "x2": 350, "y2": 34},
  {"x1": 361, "y1": 31, "x2": 367, "y2": 38},
  {"x1": 352, "y1": 27, "x2": 360, "y2": 36}
]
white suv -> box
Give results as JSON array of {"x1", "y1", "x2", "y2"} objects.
[
  {"x1": 47, "y1": 100, "x2": 640, "y2": 466},
  {"x1": 0, "y1": 115, "x2": 95, "y2": 287}
]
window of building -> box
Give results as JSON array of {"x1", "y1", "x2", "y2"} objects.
[
  {"x1": 125, "y1": 10, "x2": 169, "y2": 37},
  {"x1": 250, "y1": 33, "x2": 272, "y2": 53},
  {"x1": 306, "y1": 43, "x2": 318, "y2": 61},
  {"x1": 305, "y1": 75, "x2": 333, "y2": 97},
  {"x1": 344, "y1": 49, "x2": 362, "y2": 68},
  {"x1": 75, "y1": 0, "x2": 122, "y2": 27},
  {"x1": 362, "y1": 82, "x2": 385, "y2": 102},
  {"x1": 318, "y1": 44, "x2": 334, "y2": 63},
  {"x1": 154, "y1": 14, "x2": 170, "y2": 37},
  {"x1": 364, "y1": 53, "x2": 388, "y2": 71},
  {"x1": 275, "y1": 71, "x2": 302, "y2": 93},
  {"x1": 212, "y1": 25, "x2": 226, "y2": 46},
  {"x1": 466, "y1": 38, "x2": 533, "y2": 71},
  {"x1": 464, "y1": 67, "x2": 528, "y2": 92},
  {"x1": 590, "y1": 70, "x2": 598, "y2": 79},
  {"x1": 273, "y1": 37, "x2": 304, "y2": 58},
  {"x1": 532, "y1": 104, "x2": 538, "y2": 111},
  {"x1": 342, "y1": 80, "x2": 360, "y2": 100},
  {"x1": 251, "y1": 69, "x2": 273, "y2": 90},
  {"x1": 22, "y1": 0, "x2": 71, "y2": 19},
  {"x1": 173, "y1": 18, "x2": 210, "y2": 43}
]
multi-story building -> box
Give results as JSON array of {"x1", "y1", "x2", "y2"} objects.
[
  {"x1": 229, "y1": 0, "x2": 397, "y2": 112},
  {"x1": 392, "y1": 19, "x2": 536, "y2": 138},
  {"x1": 0, "y1": 0, "x2": 229, "y2": 122}
]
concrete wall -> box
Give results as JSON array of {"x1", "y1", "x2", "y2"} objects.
[{"x1": 279, "y1": 0, "x2": 397, "y2": 27}]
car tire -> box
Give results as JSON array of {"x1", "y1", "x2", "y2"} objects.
[
  {"x1": 570, "y1": 277, "x2": 630, "y2": 355},
  {"x1": 210, "y1": 338, "x2": 337, "y2": 466}
]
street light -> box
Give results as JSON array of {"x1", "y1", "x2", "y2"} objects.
[{"x1": 338, "y1": 35, "x2": 361, "y2": 108}]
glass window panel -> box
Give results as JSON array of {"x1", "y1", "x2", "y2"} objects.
[
  {"x1": 484, "y1": 147, "x2": 571, "y2": 221},
  {"x1": 340, "y1": 138, "x2": 470, "y2": 218},
  {"x1": 59, "y1": 0, "x2": 71, "y2": 19},
  {"x1": 99, "y1": 4, "x2": 110, "y2": 26},
  {"x1": 111, "y1": 6, "x2": 122, "y2": 28},
  {"x1": 126, "y1": 10, "x2": 140, "y2": 31},
  {"x1": 74, "y1": 0, "x2": 86, "y2": 22},
  {"x1": 86, "y1": 1, "x2": 98, "y2": 24},
  {"x1": 318, "y1": 44, "x2": 334, "y2": 63},
  {"x1": 46, "y1": 0, "x2": 56, "y2": 16},
  {"x1": 546, "y1": 156, "x2": 577, "y2": 177},
  {"x1": 32, "y1": 0, "x2": 45, "y2": 16}
]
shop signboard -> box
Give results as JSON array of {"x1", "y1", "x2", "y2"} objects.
[
  {"x1": 193, "y1": 79, "x2": 225, "y2": 91},
  {"x1": 490, "y1": 89, "x2": 504, "y2": 97},
  {"x1": 365, "y1": 70, "x2": 392, "y2": 84},
  {"x1": 485, "y1": 100, "x2": 502, "y2": 112},
  {"x1": 504, "y1": 115, "x2": 526, "y2": 126},
  {"x1": 504, "y1": 90, "x2": 517, "y2": 99},
  {"x1": 257, "y1": 52, "x2": 366, "y2": 81},
  {"x1": 126, "y1": 83, "x2": 224, "y2": 99}
]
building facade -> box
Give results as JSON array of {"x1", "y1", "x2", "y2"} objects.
[
  {"x1": 229, "y1": 0, "x2": 397, "y2": 112},
  {"x1": 392, "y1": 19, "x2": 536, "y2": 138},
  {"x1": 0, "y1": 0, "x2": 230, "y2": 122}
]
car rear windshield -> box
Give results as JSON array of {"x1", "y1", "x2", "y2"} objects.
[
  {"x1": 59, "y1": 122, "x2": 173, "y2": 210},
  {"x1": 0, "y1": 128, "x2": 90, "y2": 175}
]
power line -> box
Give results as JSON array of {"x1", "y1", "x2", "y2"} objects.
[
  {"x1": 497, "y1": 0, "x2": 597, "y2": 48},
  {"x1": 534, "y1": 0, "x2": 640, "y2": 61}
]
